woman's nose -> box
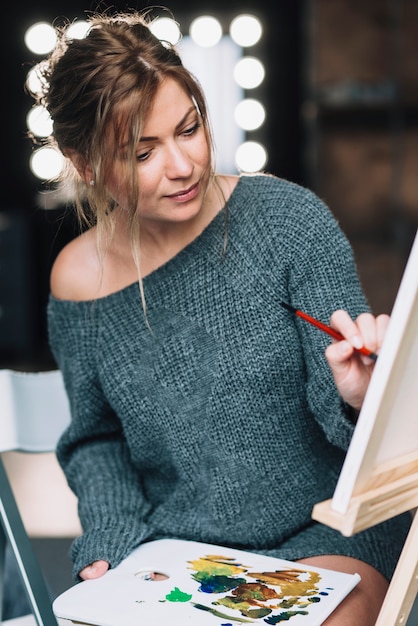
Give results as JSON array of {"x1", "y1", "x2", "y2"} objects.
[{"x1": 165, "y1": 141, "x2": 194, "y2": 178}]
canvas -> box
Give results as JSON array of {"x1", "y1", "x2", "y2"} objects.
[{"x1": 330, "y1": 229, "x2": 418, "y2": 518}]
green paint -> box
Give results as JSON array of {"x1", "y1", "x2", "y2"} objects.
[
  {"x1": 193, "y1": 603, "x2": 254, "y2": 623},
  {"x1": 193, "y1": 573, "x2": 246, "y2": 593},
  {"x1": 264, "y1": 610, "x2": 309, "y2": 623},
  {"x1": 165, "y1": 587, "x2": 192, "y2": 602}
]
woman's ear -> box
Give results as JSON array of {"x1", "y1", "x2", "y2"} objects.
[{"x1": 64, "y1": 149, "x2": 93, "y2": 185}]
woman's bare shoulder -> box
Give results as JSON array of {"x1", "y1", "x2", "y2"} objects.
[{"x1": 50, "y1": 229, "x2": 101, "y2": 301}]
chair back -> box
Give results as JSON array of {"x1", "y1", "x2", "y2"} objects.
[
  {"x1": 1, "y1": 369, "x2": 71, "y2": 454},
  {"x1": 0, "y1": 369, "x2": 75, "y2": 625}
]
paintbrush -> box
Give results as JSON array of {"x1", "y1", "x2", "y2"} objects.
[{"x1": 280, "y1": 301, "x2": 378, "y2": 361}]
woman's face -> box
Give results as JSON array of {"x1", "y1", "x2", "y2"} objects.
[{"x1": 108, "y1": 77, "x2": 211, "y2": 227}]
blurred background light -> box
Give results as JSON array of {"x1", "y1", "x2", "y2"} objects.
[
  {"x1": 30, "y1": 147, "x2": 64, "y2": 180},
  {"x1": 149, "y1": 16, "x2": 181, "y2": 45},
  {"x1": 229, "y1": 14, "x2": 262, "y2": 48},
  {"x1": 26, "y1": 65, "x2": 47, "y2": 97},
  {"x1": 235, "y1": 141, "x2": 268, "y2": 173},
  {"x1": 26, "y1": 105, "x2": 53, "y2": 138},
  {"x1": 65, "y1": 20, "x2": 90, "y2": 40},
  {"x1": 233, "y1": 57, "x2": 265, "y2": 90},
  {"x1": 234, "y1": 99, "x2": 266, "y2": 131},
  {"x1": 24, "y1": 22, "x2": 57, "y2": 55},
  {"x1": 189, "y1": 16, "x2": 222, "y2": 47}
]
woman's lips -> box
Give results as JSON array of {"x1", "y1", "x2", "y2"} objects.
[{"x1": 167, "y1": 182, "x2": 199, "y2": 203}]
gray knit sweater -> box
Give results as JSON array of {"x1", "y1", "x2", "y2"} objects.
[{"x1": 48, "y1": 174, "x2": 410, "y2": 581}]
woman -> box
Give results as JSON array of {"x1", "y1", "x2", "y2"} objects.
[{"x1": 31, "y1": 10, "x2": 410, "y2": 624}]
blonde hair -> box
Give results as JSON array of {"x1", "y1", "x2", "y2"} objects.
[{"x1": 29, "y1": 10, "x2": 216, "y2": 309}]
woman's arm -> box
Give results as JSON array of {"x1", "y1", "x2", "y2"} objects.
[
  {"x1": 56, "y1": 388, "x2": 151, "y2": 581},
  {"x1": 281, "y1": 186, "x2": 376, "y2": 449}
]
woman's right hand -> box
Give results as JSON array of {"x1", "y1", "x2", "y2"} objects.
[
  {"x1": 79, "y1": 560, "x2": 110, "y2": 580},
  {"x1": 325, "y1": 310, "x2": 389, "y2": 410}
]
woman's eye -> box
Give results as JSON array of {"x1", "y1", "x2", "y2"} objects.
[
  {"x1": 136, "y1": 151, "x2": 150, "y2": 162},
  {"x1": 183, "y1": 122, "x2": 201, "y2": 136}
]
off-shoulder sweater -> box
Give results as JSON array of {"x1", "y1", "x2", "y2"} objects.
[{"x1": 48, "y1": 174, "x2": 410, "y2": 581}]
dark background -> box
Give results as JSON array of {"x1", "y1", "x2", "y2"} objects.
[{"x1": 1, "y1": 0, "x2": 417, "y2": 369}]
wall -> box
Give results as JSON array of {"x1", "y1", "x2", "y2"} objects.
[{"x1": 303, "y1": 0, "x2": 418, "y2": 313}]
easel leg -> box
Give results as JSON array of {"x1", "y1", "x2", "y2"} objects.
[
  {"x1": 0, "y1": 457, "x2": 59, "y2": 625},
  {"x1": 0, "y1": 523, "x2": 5, "y2": 619},
  {"x1": 375, "y1": 510, "x2": 418, "y2": 626}
]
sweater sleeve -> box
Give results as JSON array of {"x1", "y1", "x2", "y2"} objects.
[
  {"x1": 279, "y1": 185, "x2": 370, "y2": 450},
  {"x1": 48, "y1": 297, "x2": 151, "y2": 580}
]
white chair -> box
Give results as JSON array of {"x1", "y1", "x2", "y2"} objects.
[{"x1": 0, "y1": 369, "x2": 80, "y2": 625}]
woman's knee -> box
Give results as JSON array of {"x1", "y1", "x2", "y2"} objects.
[{"x1": 296, "y1": 554, "x2": 388, "y2": 626}]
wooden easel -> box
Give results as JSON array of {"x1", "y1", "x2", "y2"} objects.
[
  {"x1": 313, "y1": 470, "x2": 418, "y2": 625},
  {"x1": 313, "y1": 230, "x2": 418, "y2": 626}
]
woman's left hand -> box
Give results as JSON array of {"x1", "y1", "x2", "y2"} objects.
[{"x1": 325, "y1": 310, "x2": 390, "y2": 411}]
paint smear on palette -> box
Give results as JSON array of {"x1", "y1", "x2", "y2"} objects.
[
  {"x1": 180, "y1": 553, "x2": 329, "y2": 623},
  {"x1": 165, "y1": 587, "x2": 192, "y2": 602}
]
